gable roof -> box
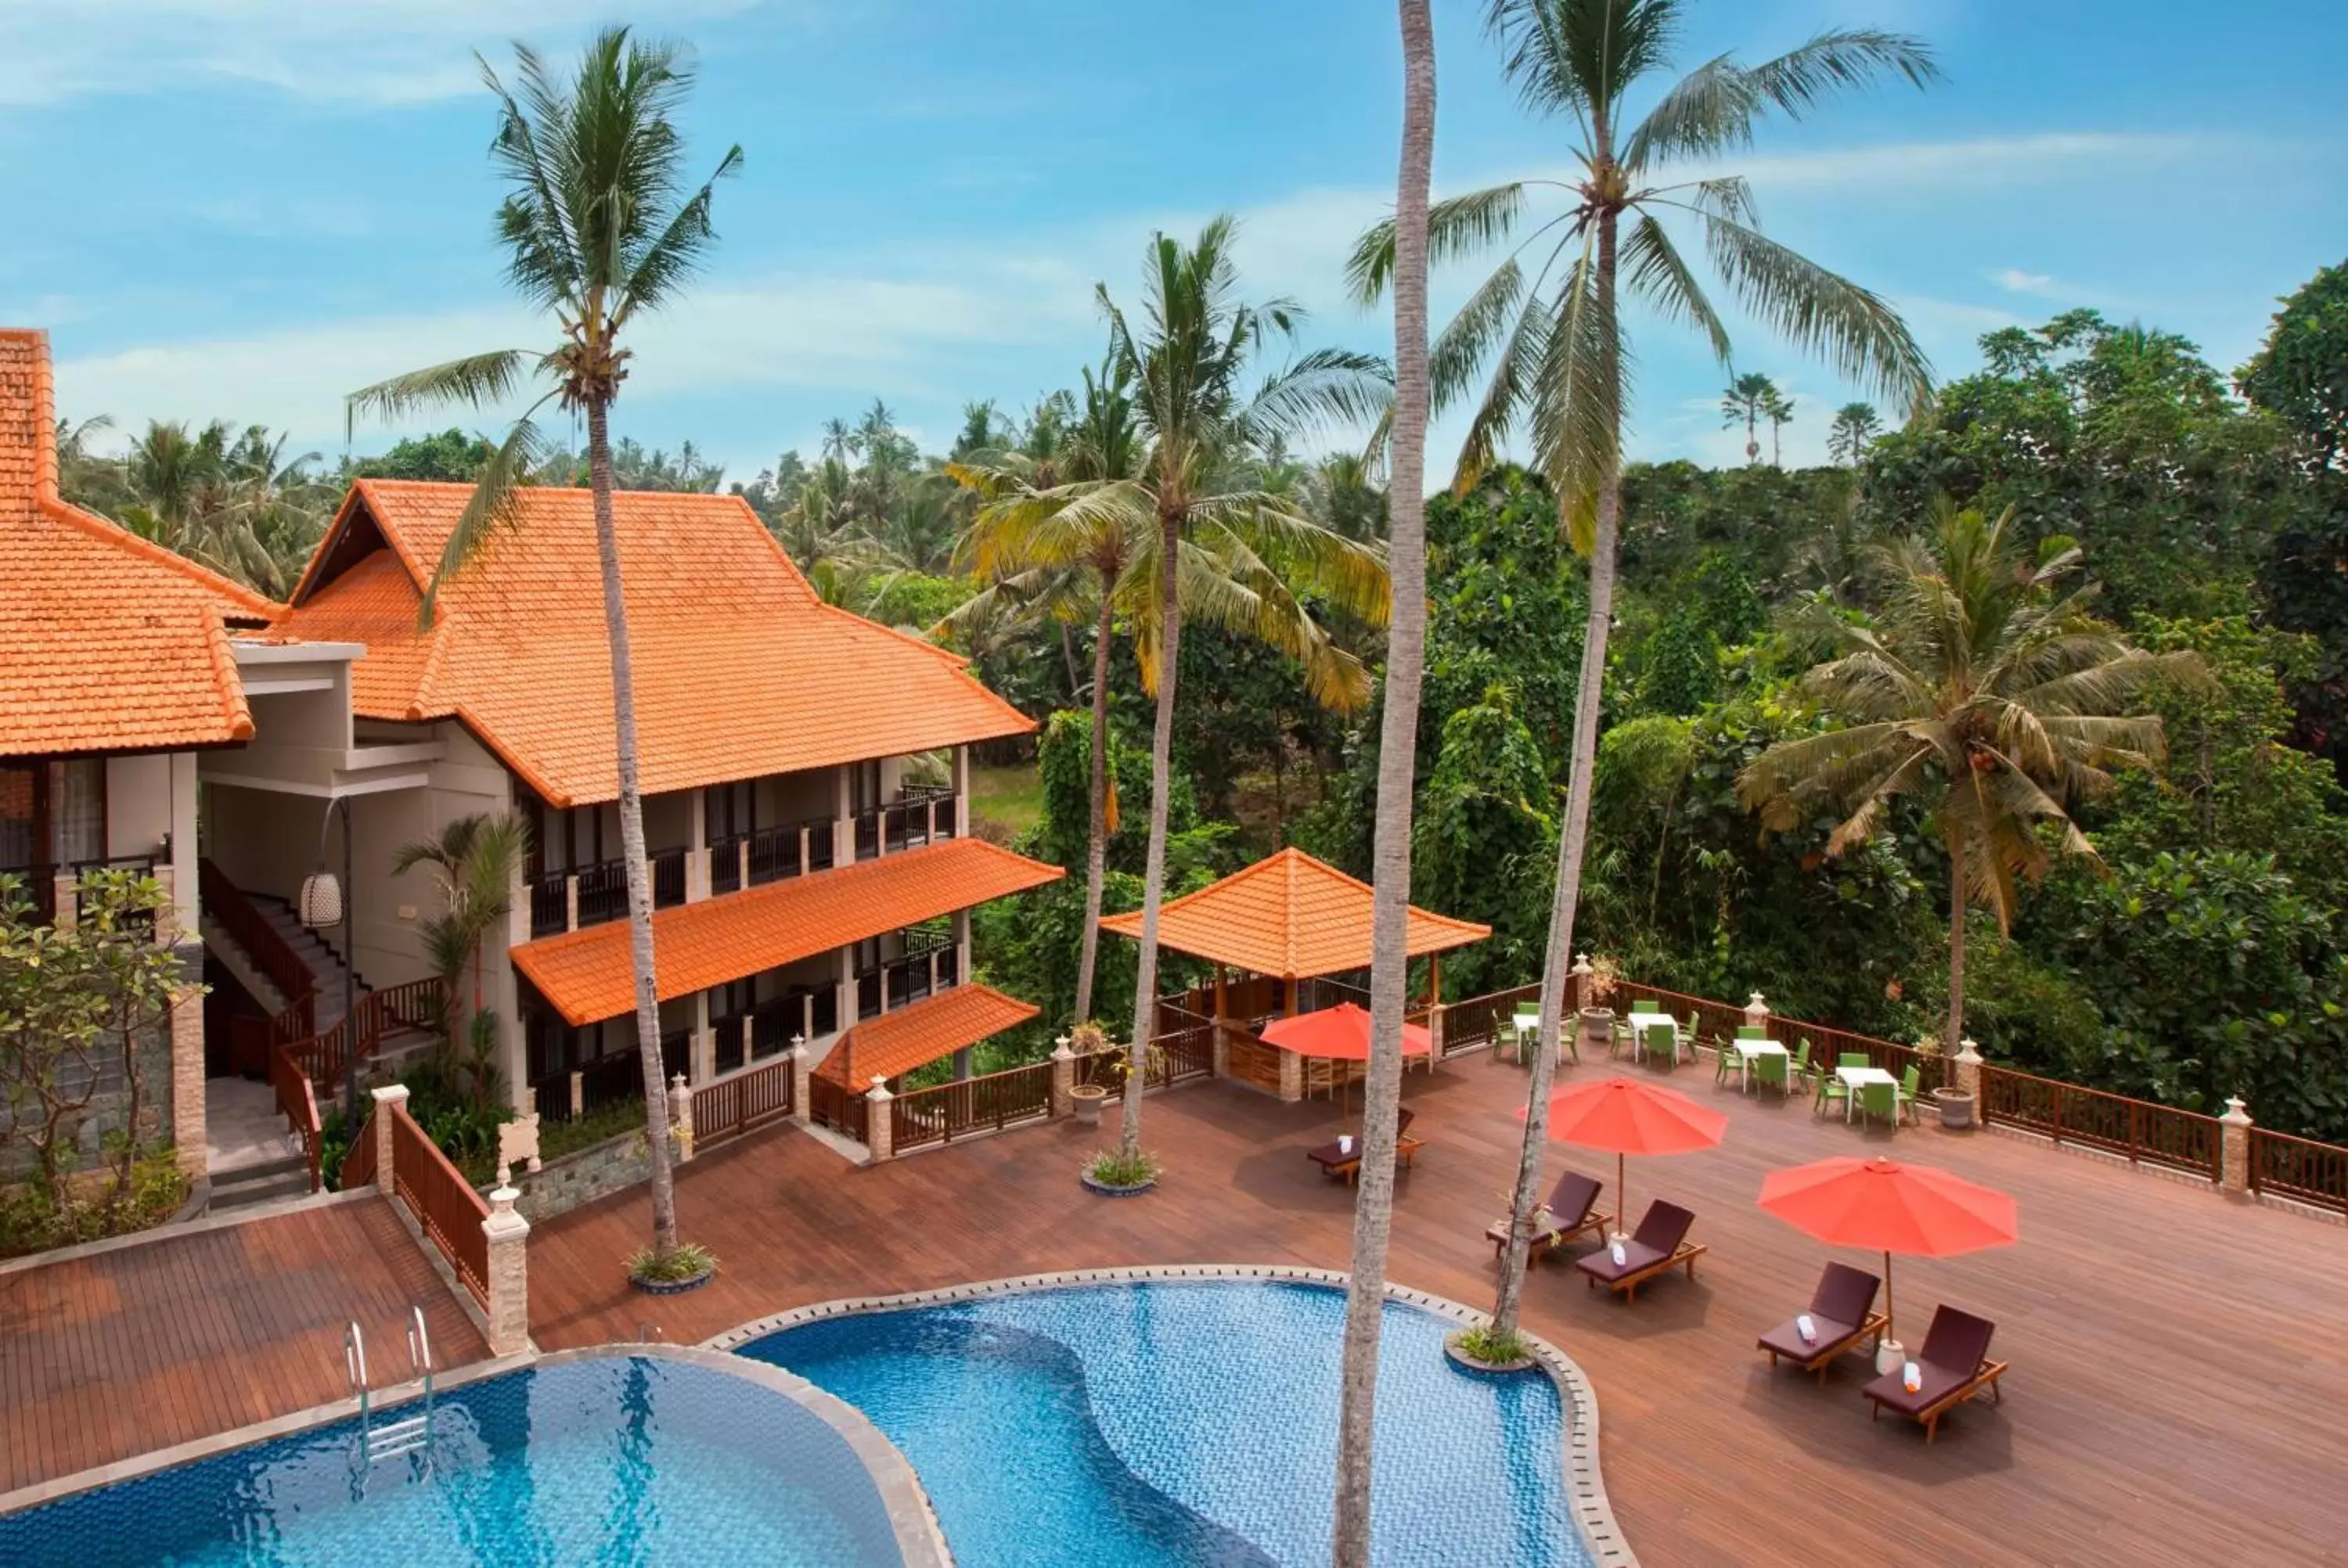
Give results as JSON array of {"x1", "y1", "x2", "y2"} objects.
[
  {"x1": 816, "y1": 984, "x2": 1040, "y2": 1088},
  {"x1": 270, "y1": 479, "x2": 1034, "y2": 806},
  {"x1": 1099, "y1": 846, "x2": 1490, "y2": 980},
  {"x1": 0, "y1": 329, "x2": 273, "y2": 759},
  {"x1": 512, "y1": 837, "x2": 1063, "y2": 1027}
]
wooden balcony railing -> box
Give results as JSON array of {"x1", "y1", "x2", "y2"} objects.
[
  {"x1": 574, "y1": 858, "x2": 628, "y2": 927},
  {"x1": 268, "y1": 1041, "x2": 323, "y2": 1193},
  {"x1": 650, "y1": 847, "x2": 687, "y2": 909},
  {"x1": 2249, "y1": 1127, "x2": 2348, "y2": 1214},
  {"x1": 1975, "y1": 1066, "x2": 2220, "y2": 1178},
  {"x1": 856, "y1": 940, "x2": 960, "y2": 1022},
  {"x1": 808, "y1": 1073, "x2": 868, "y2": 1141},
  {"x1": 853, "y1": 790, "x2": 959, "y2": 861},
  {"x1": 891, "y1": 1061, "x2": 1052, "y2": 1153},
  {"x1": 391, "y1": 1101, "x2": 490, "y2": 1305},
  {"x1": 280, "y1": 976, "x2": 448, "y2": 1094},
  {"x1": 692, "y1": 1053, "x2": 798, "y2": 1149},
  {"x1": 341, "y1": 1107, "x2": 379, "y2": 1189}
]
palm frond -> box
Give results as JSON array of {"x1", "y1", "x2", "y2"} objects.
[
  {"x1": 1697, "y1": 213, "x2": 1932, "y2": 409},
  {"x1": 1346, "y1": 183, "x2": 1528, "y2": 304},
  {"x1": 416, "y1": 413, "x2": 553, "y2": 631},
  {"x1": 1522, "y1": 244, "x2": 1622, "y2": 552},
  {"x1": 345, "y1": 351, "x2": 535, "y2": 440},
  {"x1": 1620, "y1": 212, "x2": 1729, "y2": 364}
]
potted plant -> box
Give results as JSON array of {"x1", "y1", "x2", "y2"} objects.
[
  {"x1": 628, "y1": 1242, "x2": 717, "y2": 1295},
  {"x1": 1080, "y1": 1145, "x2": 1160, "y2": 1196},
  {"x1": 1914, "y1": 1038, "x2": 1975, "y2": 1128},
  {"x1": 1577, "y1": 954, "x2": 1623, "y2": 1056},
  {"x1": 1066, "y1": 1023, "x2": 1111, "y2": 1126}
]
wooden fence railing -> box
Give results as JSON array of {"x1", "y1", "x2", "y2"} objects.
[
  {"x1": 1439, "y1": 983, "x2": 1542, "y2": 1057},
  {"x1": 341, "y1": 1107, "x2": 378, "y2": 1189},
  {"x1": 891, "y1": 1062, "x2": 1055, "y2": 1153},
  {"x1": 808, "y1": 1073, "x2": 868, "y2": 1142},
  {"x1": 2249, "y1": 1127, "x2": 2348, "y2": 1214},
  {"x1": 267, "y1": 1041, "x2": 322, "y2": 1193},
  {"x1": 1975, "y1": 1066, "x2": 2220, "y2": 1178},
  {"x1": 692, "y1": 1055, "x2": 796, "y2": 1149},
  {"x1": 280, "y1": 976, "x2": 451, "y2": 1095},
  {"x1": 1608, "y1": 980, "x2": 1948, "y2": 1093},
  {"x1": 200, "y1": 860, "x2": 318, "y2": 1042},
  {"x1": 391, "y1": 1102, "x2": 490, "y2": 1306}
]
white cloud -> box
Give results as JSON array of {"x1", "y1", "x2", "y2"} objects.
[
  {"x1": 0, "y1": 1, "x2": 764, "y2": 108},
  {"x1": 1698, "y1": 131, "x2": 2218, "y2": 196},
  {"x1": 1990, "y1": 267, "x2": 2056, "y2": 295}
]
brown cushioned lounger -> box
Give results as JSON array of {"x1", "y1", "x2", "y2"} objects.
[
  {"x1": 1572, "y1": 1199, "x2": 1705, "y2": 1302},
  {"x1": 1758, "y1": 1261, "x2": 1888, "y2": 1381},
  {"x1": 1862, "y1": 1304, "x2": 2008, "y2": 1442},
  {"x1": 1486, "y1": 1171, "x2": 1612, "y2": 1262}
]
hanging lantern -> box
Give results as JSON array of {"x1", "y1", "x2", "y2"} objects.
[{"x1": 297, "y1": 871, "x2": 344, "y2": 930}]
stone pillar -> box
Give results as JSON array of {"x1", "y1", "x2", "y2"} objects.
[
  {"x1": 953, "y1": 744, "x2": 971, "y2": 838},
  {"x1": 564, "y1": 875, "x2": 580, "y2": 934},
  {"x1": 686, "y1": 789, "x2": 709, "y2": 902},
  {"x1": 1278, "y1": 1045, "x2": 1304, "y2": 1103},
  {"x1": 481, "y1": 1184, "x2": 532, "y2": 1358},
  {"x1": 1571, "y1": 953, "x2": 1593, "y2": 1015},
  {"x1": 668, "y1": 1073, "x2": 695, "y2": 1163},
  {"x1": 866, "y1": 1077, "x2": 895, "y2": 1161},
  {"x1": 1745, "y1": 991, "x2": 1771, "y2": 1033},
  {"x1": 2219, "y1": 1097, "x2": 2253, "y2": 1199},
  {"x1": 568, "y1": 1070, "x2": 585, "y2": 1119},
  {"x1": 1050, "y1": 1042, "x2": 1075, "y2": 1119},
  {"x1": 1427, "y1": 1004, "x2": 1446, "y2": 1059},
  {"x1": 51, "y1": 870, "x2": 77, "y2": 930},
  {"x1": 1954, "y1": 1038, "x2": 1983, "y2": 1100},
  {"x1": 691, "y1": 991, "x2": 715, "y2": 1084},
  {"x1": 169, "y1": 979, "x2": 207, "y2": 1177},
  {"x1": 787, "y1": 1040, "x2": 812, "y2": 1124},
  {"x1": 371, "y1": 1083, "x2": 407, "y2": 1196}
]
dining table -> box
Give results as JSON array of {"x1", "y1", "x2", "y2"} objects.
[
  {"x1": 1731, "y1": 1036, "x2": 1790, "y2": 1093},
  {"x1": 1834, "y1": 1063, "x2": 1900, "y2": 1122}
]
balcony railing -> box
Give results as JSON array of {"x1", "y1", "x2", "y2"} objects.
[
  {"x1": 651, "y1": 847, "x2": 686, "y2": 909},
  {"x1": 855, "y1": 940, "x2": 960, "y2": 1022},
  {"x1": 711, "y1": 815, "x2": 836, "y2": 894},
  {"x1": 714, "y1": 987, "x2": 840, "y2": 1076},
  {"x1": 528, "y1": 849, "x2": 690, "y2": 937},
  {"x1": 853, "y1": 788, "x2": 958, "y2": 861},
  {"x1": 575, "y1": 858, "x2": 628, "y2": 928}
]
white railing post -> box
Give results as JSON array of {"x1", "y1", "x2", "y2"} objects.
[
  {"x1": 2219, "y1": 1097, "x2": 2253, "y2": 1199},
  {"x1": 668, "y1": 1072, "x2": 695, "y2": 1164},
  {"x1": 481, "y1": 1184, "x2": 531, "y2": 1358},
  {"x1": 371, "y1": 1084, "x2": 407, "y2": 1196},
  {"x1": 866, "y1": 1076, "x2": 895, "y2": 1161}
]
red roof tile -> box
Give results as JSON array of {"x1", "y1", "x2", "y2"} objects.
[
  {"x1": 0, "y1": 329, "x2": 274, "y2": 758},
  {"x1": 272, "y1": 479, "x2": 1034, "y2": 807},
  {"x1": 512, "y1": 838, "x2": 1064, "y2": 1027},
  {"x1": 1099, "y1": 846, "x2": 1489, "y2": 980},
  {"x1": 816, "y1": 984, "x2": 1040, "y2": 1088}
]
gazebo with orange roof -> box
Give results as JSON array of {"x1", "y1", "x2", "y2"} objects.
[{"x1": 1101, "y1": 847, "x2": 1489, "y2": 1095}]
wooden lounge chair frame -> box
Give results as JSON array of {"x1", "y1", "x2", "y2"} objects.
[
  {"x1": 1487, "y1": 1172, "x2": 1612, "y2": 1264},
  {"x1": 1758, "y1": 1261, "x2": 1889, "y2": 1383},
  {"x1": 1574, "y1": 1199, "x2": 1706, "y2": 1303},
  {"x1": 1864, "y1": 1306, "x2": 2009, "y2": 1443}
]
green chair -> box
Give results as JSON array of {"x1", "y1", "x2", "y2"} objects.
[
  {"x1": 1896, "y1": 1064, "x2": 1923, "y2": 1125},
  {"x1": 1735, "y1": 1025, "x2": 1767, "y2": 1040},
  {"x1": 1712, "y1": 1034, "x2": 1738, "y2": 1086},
  {"x1": 1838, "y1": 1052, "x2": 1871, "y2": 1070},
  {"x1": 1788, "y1": 1038, "x2": 1814, "y2": 1093},
  {"x1": 1609, "y1": 1017, "x2": 1634, "y2": 1059},
  {"x1": 1644, "y1": 1022, "x2": 1678, "y2": 1069},
  {"x1": 1857, "y1": 1080, "x2": 1899, "y2": 1127},
  {"x1": 1815, "y1": 1060, "x2": 1851, "y2": 1118},
  {"x1": 1753, "y1": 1051, "x2": 1790, "y2": 1093}
]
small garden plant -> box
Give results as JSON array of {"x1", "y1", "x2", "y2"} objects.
[
  {"x1": 1082, "y1": 1146, "x2": 1160, "y2": 1189},
  {"x1": 628, "y1": 1241, "x2": 717, "y2": 1285},
  {"x1": 1449, "y1": 1319, "x2": 1532, "y2": 1367}
]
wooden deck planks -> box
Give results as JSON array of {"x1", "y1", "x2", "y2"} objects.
[
  {"x1": 528, "y1": 1056, "x2": 2348, "y2": 1566},
  {"x1": 0, "y1": 1195, "x2": 488, "y2": 1497}
]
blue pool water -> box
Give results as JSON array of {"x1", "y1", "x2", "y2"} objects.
[
  {"x1": 744, "y1": 1279, "x2": 1588, "y2": 1568},
  {"x1": 0, "y1": 1355, "x2": 905, "y2": 1567}
]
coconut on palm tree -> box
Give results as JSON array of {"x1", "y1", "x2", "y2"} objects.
[
  {"x1": 347, "y1": 27, "x2": 740, "y2": 1273},
  {"x1": 1332, "y1": 2, "x2": 1435, "y2": 1561},
  {"x1": 1738, "y1": 502, "x2": 2207, "y2": 1052},
  {"x1": 1349, "y1": 0, "x2": 1939, "y2": 1345}
]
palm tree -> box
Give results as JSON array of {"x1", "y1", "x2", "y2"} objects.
[
  {"x1": 1828, "y1": 401, "x2": 1883, "y2": 466},
  {"x1": 1765, "y1": 384, "x2": 1795, "y2": 466},
  {"x1": 1737, "y1": 504, "x2": 2206, "y2": 1052},
  {"x1": 1349, "y1": 0, "x2": 1938, "y2": 1346},
  {"x1": 346, "y1": 27, "x2": 741, "y2": 1268},
  {"x1": 1334, "y1": 3, "x2": 1435, "y2": 1561},
  {"x1": 1721, "y1": 372, "x2": 1777, "y2": 464},
  {"x1": 1070, "y1": 221, "x2": 1389, "y2": 1167},
  {"x1": 393, "y1": 813, "x2": 528, "y2": 1107}
]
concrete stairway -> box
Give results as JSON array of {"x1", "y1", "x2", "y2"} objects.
[{"x1": 245, "y1": 892, "x2": 372, "y2": 1035}]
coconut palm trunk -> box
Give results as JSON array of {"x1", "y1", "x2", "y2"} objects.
[
  {"x1": 1334, "y1": 2, "x2": 1435, "y2": 1559},
  {"x1": 1120, "y1": 508, "x2": 1183, "y2": 1156},
  {"x1": 1944, "y1": 843, "x2": 1967, "y2": 1056},
  {"x1": 1072, "y1": 593, "x2": 1117, "y2": 1024},
  {"x1": 585, "y1": 398, "x2": 680, "y2": 1254}
]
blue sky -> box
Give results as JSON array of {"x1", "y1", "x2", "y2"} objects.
[{"x1": 3, "y1": 0, "x2": 2343, "y2": 482}]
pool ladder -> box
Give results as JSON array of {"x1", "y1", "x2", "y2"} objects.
[{"x1": 347, "y1": 1307, "x2": 437, "y2": 1473}]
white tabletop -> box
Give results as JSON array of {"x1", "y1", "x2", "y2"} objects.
[
  {"x1": 1733, "y1": 1038, "x2": 1789, "y2": 1059},
  {"x1": 1835, "y1": 1064, "x2": 1898, "y2": 1088},
  {"x1": 1626, "y1": 1012, "x2": 1679, "y2": 1030}
]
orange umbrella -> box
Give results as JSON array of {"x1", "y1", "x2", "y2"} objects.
[
  {"x1": 1529, "y1": 1076, "x2": 1730, "y2": 1238},
  {"x1": 1261, "y1": 1003, "x2": 1431, "y2": 1120},
  {"x1": 1759, "y1": 1156, "x2": 2018, "y2": 1342}
]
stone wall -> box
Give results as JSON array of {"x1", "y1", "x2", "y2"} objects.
[{"x1": 500, "y1": 1124, "x2": 682, "y2": 1225}]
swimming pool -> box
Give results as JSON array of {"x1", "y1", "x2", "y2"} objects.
[
  {"x1": 737, "y1": 1274, "x2": 1596, "y2": 1567},
  {"x1": 0, "y1": 1350, "x2": 928, "y2": 1567}
]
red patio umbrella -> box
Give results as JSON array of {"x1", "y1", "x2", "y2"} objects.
[
  {"x1": 1758, "y1": 1156, "x2": 2018, "y2": 1349},
  {"x1": 1529, "y1": 1075, "x2": 1730, "y2": 1239},
  {"x1": 1260, "y1": 1002, "x2": 1431, "y2": 1119}
]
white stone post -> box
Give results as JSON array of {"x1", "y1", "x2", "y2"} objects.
[
  {"x1": 568, "y1": 1070, "x2": 584, "y2": 1119},
  {"x1": 866, "y1": 1076, "x2": 895, "y2": 1161},
  {"x1": 372, "y1": 1083, "x2": 407, "y2": 1196},
  {"x1": 691, "y1": 991, "x2": 714, "y2": 1085},
  {"x1": 51, "y1": 870, "x2": 76, "y2": 930},
  {"x1": 170, "y1": 980, "x2": 207, "y2": 1177},
  {"x1": 668, "y1": 1072, "x2": 695, "y2": 1163},
  {"x1": 2219, "y1": 1096, "x2": 2253, "y2": 1199},
  {"x1": 1745, "y1": 991, "x2": 1771, "y2": 1032},
  {"x1": 1050, "y1": 1041, "x2": 1075, "y2": 1119},
  {"x1": 564, "y1": 875, "x2": 579, "y2": 934},
  {"x1": 481, "y1": 1184, "x2": 531, "y2": 1358},
  {"x1": 1954, "y1": 1038, "x2": 1983, "y2": 1101},
  {"x1": 787, "y1": 1038, "x2": 812, "y2": 1124},
  {"x1": 686, "y1": 789, "x2": 709, "y2": 902}
]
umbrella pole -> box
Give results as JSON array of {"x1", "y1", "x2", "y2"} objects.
[
  {"x1": 1878, "y1": 1250, "x2": 1903, "y2": 1375},
  {"x1": 1615, "y1": 1152, "x2": 1629, "y2": 1243}
]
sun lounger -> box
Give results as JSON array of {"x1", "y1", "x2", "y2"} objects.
[
  {"x1": 1757, "y1": 1261, "x2": 1889, "y2": 1382},
  {"x1": 1306, "y1": 1109, "x2": 1425, "y2": 1184},
  {"x1": 1861, "y1": 1304, "x2": 2008, "y2": 1442},
  {"x1": 1486, "y1": 1170, "x2": 1612, "y2": 1263},
  {"x1": 1572, "y1": 1199, "x2": 1705, "y2": 1302}
]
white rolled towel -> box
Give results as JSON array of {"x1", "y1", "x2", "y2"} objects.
[
  {"x1": 1338, "y1": 1135, "x2": 1354, "y2": 1155},
  {"x1": 1903, "y1": 1361, "x2": 1923, "y2": 1394},
  {"x1": 1609, "y1": 1240, "x2": 1628, "y2": 1268},
  {"x1": 1795, "y1": 1313, "x2": 1817, "y2": 1344}
]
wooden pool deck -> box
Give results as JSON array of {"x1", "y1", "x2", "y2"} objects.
[
  {"x1": 0, "y1": 1192, "x2": 488, "y2": 1498},
  {"x1": 529, "y1": 1055, "x2": 2348, "y2": 1567}
]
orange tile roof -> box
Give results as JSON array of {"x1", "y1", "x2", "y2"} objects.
[
  {"x1": 0, "y1": 329, "x2": 274, "y2": 758},
  {"x1": 272, "y1": 478, "x2": 1034, "y2": 807},
  {"x1": 1099, "y1": 846, "x2": 1489, "y2": 980},
  {"x1": 512, "y1": 837, "x2": 1064, "y2": 1027},
  {"x1": 816, "y1": 983, "x2": 1040, "y2": 1088}
]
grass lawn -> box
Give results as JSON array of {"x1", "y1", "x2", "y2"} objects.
[{"x1": 970, "y1": 761, "x2": 1045, "y2": 839}]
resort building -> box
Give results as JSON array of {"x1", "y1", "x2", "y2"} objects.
[
  {"x1": 0, "y1": 329, "x2": 277, "y2": 1178},
  {"x1": 2, "y1": 325, "x2": 1061, "y2": 1185}
]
